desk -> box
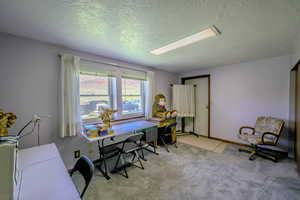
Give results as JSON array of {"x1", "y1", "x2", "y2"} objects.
[
  {"x1": 17, "y1": 144, "x2": 80, "y2": 200},
  {"x1": 82, "y1": 120, "x2": 158, "y2": 142},
  {"x1": 149, "y1": 119, "x2": 177, "y2": 143},
  {"x1": 81, "y1": 120, "x2": 158, "y2": 179}
]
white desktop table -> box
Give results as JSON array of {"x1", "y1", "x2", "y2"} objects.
[
  {"x1": 81, "y1": 120, "x2": 158, "y2": 142},
  {"x1": 17, "y1": 143, "x2": 80, "y2": 200},
  {"x1": 81, "y1": 120, "x2": 158, "y2": 180}
]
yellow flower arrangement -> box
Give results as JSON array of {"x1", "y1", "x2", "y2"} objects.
[{"x1": 0, "y1": 109, "x2": 17, "y2": 137}]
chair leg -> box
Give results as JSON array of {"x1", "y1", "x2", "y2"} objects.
[
  {"x1": 238, "y1": 147, "x2": 253, "y2": 153},
  {"x1": 256, "y1": 150, "x2": 278, "y2": 162},
  {"x1": 114, "y1": 152, "x2": 121, "y2": 170},
  {"x1": 80, "y1": 185, "x2": 88, "y2": 198},
  {"x1": 120, "y1": 154, "x2": 129, "y2": 179},
  {"x1": 160, "y1": 135, "x2": 169, "y2": 152},
  {"x1": 97, "y1": 151, "x2": 111, "y2": 180},
  {"x1": 135, "y1": 151, "x2": 144, "y2": 170},
  {"x1": 102, "y1": 155, "x2": 109, "y2": 177},
  {"x1": 139, "y1": 148, "x2": 147, "y2": 161},
  {"x1": 238, "y1": 147, "x2": 257, "y2": 161},
  {"x1": 131, "y1": 152, "x2": 136, "y2": 162},
  {"x1": 123, "y1": 162, "x2": 129, "y2": 179},
  {"x1": 249, "y1": 151, "x2": 256, "y2": 161}
]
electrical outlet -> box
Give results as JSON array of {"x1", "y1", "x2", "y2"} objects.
[{"x1": 74, "y1": 150, "x2": 80, "y2": 159}]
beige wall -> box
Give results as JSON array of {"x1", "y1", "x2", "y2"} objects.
[{"x1": 0, "y1": 33, "x2": 179, "y2": 168}]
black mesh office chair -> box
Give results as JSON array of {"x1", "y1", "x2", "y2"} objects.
[
  {"x1": 70, "y1": 155, "x2": 94, "y2": 198},
  {"x1": 159, "y1": 122, "x2": 177, "y2": 152},
  {"x1": 113, "y1": 133, "x2": 145, "y2": 178}
]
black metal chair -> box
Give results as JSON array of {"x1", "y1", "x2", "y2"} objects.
[
  {"x1": 158, "y1": 122, "x2": 177, "y2": 152},
  {"x1": 95, "y1": 141, "x2": 120, "y2": 180},
  {"x1": 70, "y1": 155, "x2": 94, "y2": 198},
  {"x1": 112, "y1": 133, "x2": 145, "y2": 178}
]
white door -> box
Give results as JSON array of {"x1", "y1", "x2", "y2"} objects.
[{"x1": 184, "y1": 77, "x2": 209, "y2": 136}]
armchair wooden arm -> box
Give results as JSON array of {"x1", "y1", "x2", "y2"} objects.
[
  {"x1": 262, "y1": 132, "x2": 279, "y2": 145},
  {"x1": 239, "y1": 126, "x2": 255, "y2": 135}
]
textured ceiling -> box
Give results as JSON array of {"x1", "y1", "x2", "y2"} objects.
[{"x1": 0, "y1": 0, "x2": 300, "y2": 73}]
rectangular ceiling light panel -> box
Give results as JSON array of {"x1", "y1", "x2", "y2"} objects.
[{"x1": 150, "y1": 26, "x2": 220, "y2": 55}]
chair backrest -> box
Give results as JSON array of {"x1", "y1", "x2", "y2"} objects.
[
  {"x1": 70, "y1": 155, "x2": 94, "y2": 198},
  {"x1": 254, "y1": 116, "x2": 285, "y2": 136},
  {"x1": 119, "y1": 132, "x2": 145, "y2": 151},
  {"x1": 127, "y1": 132, "x2": 144, "y2": 142}
]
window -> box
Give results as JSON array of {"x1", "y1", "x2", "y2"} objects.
[
  {"x1": 79, "y1": 68, "x2": 146, "y2": 122},
  {"x1": 79, "y1": 73, "x2": 113, "y2": 120},
  {"x1": 121, "y1": 78, "x2": 144, "y2": 115}
]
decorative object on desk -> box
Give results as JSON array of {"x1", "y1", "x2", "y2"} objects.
[
  {"x1": 97, "y1": 124, "x2": 114, "y2": 135},
  {"x1": 83, "y1": 124, "x2": 114, "y2": 138},
  {"x1": 99, "y1": 108, "x2": 117, "y2": 128},
  {"x1": 83, "y1": 124, "x2": 99, "y2": 138},
  {"x1": 0, "y1": 108, "x2": 17, "y2": 137},
  {"x1": 152, "y1": 94, "x2": 177, "y2": 143},
  {"x1": 152, "y1": 94, "x2": 177, "y2": 119}
]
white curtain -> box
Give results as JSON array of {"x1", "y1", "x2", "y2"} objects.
[
  {"x1": 60, "y1": 54, "x2": 81, "y2": 137},
  {"x1": 172, "y1": 84, "x2": 195, "y2": 117},
  {"x1": 145, "y1": 71, "x2": 155, "y2": 119}
]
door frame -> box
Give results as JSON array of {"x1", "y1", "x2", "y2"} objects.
[
  {"x1": 292, "y1": 59, "x2": 300, "y2": 175},
  {"x1": 181, "y1": 74, "x2": 211, "y2": 138}
]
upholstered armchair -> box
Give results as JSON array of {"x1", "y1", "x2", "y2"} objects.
[{"x1": 238, "y1": 116, "x2": 285, "y2": 162}]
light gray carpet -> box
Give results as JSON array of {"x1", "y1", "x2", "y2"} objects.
[{"x1": 73, "y1": 143, "x2": 300, "y2": 200}]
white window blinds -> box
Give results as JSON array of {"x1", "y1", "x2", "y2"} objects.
[
  {"x1": 80, "y1": 60, "x2": 118, "y2": 77},
  {"x1": 80, "y1": 60, "x2": 146, "y2": 80},
  {"x1": 121, "y1": 68, "x2": 147, "y2": 81}
]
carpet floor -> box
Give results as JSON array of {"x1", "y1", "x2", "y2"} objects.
[{"x1": 73, "y1": 143, "x2": 300, "y2": 200}]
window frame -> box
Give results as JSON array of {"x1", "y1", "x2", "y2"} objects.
[
  {"x1": 79, "y1": 71, "x2": 145, "y2": 124},
  {"x1": 79, "y1": 72, "x2": 115, "y2": 124},
  {"x1": 118, "y1": 78, "x2": 145, "y2": 120}
]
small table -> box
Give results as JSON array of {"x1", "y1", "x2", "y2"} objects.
[
  {"x1": 81, "y1": 120, "x2": 158, "y2": 180},
  {"x1": 17, "y1": 144, "x2": 80, "y2": 200}
]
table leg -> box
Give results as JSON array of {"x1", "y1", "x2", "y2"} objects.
[{"x1": 95, "y1": 140, "x2": 111, "y2": 180}]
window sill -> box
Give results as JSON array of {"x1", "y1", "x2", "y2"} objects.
[
  {"x1": 82, "y1": 115, "x2": 145, "y2": 126},
  {"x1": 111, "y1": 116, "x2": 145, "y2": 124}
]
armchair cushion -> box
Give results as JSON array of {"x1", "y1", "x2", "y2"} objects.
[
  {"x1": 238, "y1": 132, "x2": 276, "y2": 145},
  {"x1": 238, "y1": 117, "x2": 284, "y2": 145}
]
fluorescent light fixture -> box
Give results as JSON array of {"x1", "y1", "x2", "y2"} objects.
[{"x1": 150, "y1": 26, "x2": 220, "y2": 55}]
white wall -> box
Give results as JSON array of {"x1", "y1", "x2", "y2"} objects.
[
  {"x1": 181, "y1": 55, "x2": 291, "y2": 145},
  {"x1": 292, "y1": 27, "x2": 300, "y2": 66},
  {"x1": 0, "y1": 33, "x2": 179, "y2": 168},
  {"x1": 153, "y1": 70, "x2": 179, "y2": 109}
]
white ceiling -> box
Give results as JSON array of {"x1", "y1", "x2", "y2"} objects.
[{"x1": 0, "y1": 0, "x2": 299, "y2": 73}]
